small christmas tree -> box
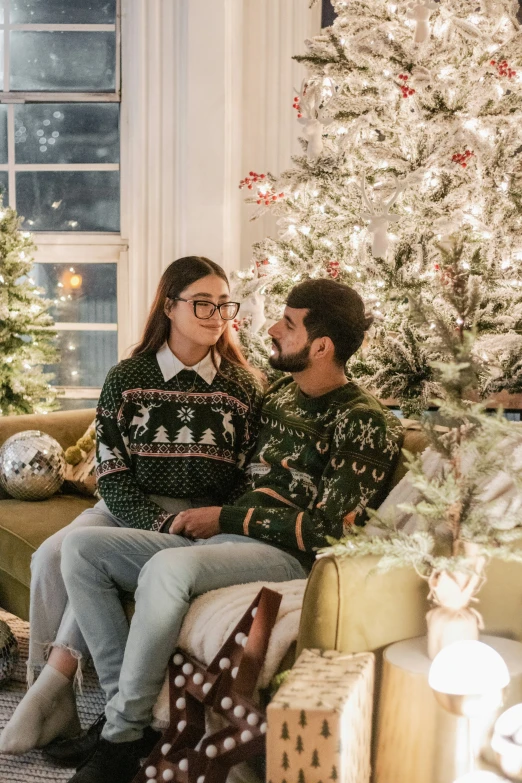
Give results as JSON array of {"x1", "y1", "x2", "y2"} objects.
[
  {"x1": 233, "y1": 0, "x2": 522, "y2": 414},
  {"x1": 0, "y1": 203, "x2": 57, "y2": 415}
]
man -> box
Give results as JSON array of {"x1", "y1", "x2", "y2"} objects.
[{"x1": 60, "y1": 279, "x2": 403, "y2": 783}]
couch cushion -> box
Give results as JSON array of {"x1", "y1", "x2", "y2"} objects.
[
  {"x1": 0, "y1": 409, "x2": 96, "y2": 451},
  {"x1": 390, "y1": 424, "x2": 428, "y2": 486},
  {"x1": 0, "y1": 494, "x2": 96, "y2": 591}
]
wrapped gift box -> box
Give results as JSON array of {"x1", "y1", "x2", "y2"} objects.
[{"x1": 267, "y1": 649, "x2": 375, "y2": 783}]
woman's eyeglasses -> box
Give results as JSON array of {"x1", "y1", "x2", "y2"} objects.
[{"x1": 173, "y1": 297, "x2": 240, "y2": 321}]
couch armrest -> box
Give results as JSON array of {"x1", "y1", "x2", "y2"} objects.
[
  {"x1": 0, "y1": 409, "x2": 96, "y2": 451},
  {"x1": 296, "y1": 554, "x2": 429, "y2": 656}
]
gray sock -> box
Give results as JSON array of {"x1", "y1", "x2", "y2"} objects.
[{"x1": 0, "y1": 665, "x2": 81, "y2": 754}]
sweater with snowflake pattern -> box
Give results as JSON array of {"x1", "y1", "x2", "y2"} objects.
[
  {"x1": 95, "y1": 353, "x2": 263, "y2": 531},
  {"x1": 219, "y1": 376, "x2": 403, "y2": 567}
]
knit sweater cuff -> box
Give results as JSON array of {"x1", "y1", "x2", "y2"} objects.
[{"x1": 219, "y1": 505, "x2": 252, "y2": 537}]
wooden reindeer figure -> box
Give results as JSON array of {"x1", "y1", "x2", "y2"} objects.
[
  {"x1": 407, "y1": 0, "x2": 438, "y2": 44},
  {"x1": 360, "y1": 173, "x2": 402, "y2": 259},
  {"x1": 296, "y1": 79, "x2": 334, "y2": 162}
]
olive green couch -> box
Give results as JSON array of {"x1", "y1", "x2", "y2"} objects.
[
  {"x1": 0, "y1": 408, "x2": 429, "y2": 624},
  {"x1": 0, "y1": 409, "x2": 97, "y2": 620},
  {"x1": 3, "y1": 408, "x2": 521, "y2": 665}
]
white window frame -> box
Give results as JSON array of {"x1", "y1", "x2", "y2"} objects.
[{"x1": 0, "y1": 0, "x2": 127, "y2": 405}]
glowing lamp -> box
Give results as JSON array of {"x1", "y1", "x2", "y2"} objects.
[
  {"x1": 429, "y1": 641, "x2": 510, "y2": 717},
  {"x1": 69, "y1": 274, "x2": 82, "y2": 288}
]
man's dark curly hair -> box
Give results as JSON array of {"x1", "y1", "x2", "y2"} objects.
[{"x1": 286, "y1": 279, "x2": 373, "y2": 366}]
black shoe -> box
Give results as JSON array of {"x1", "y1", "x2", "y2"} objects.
[
  {"x1": 43, "y1": 713, "x2": 106, "y2": 768},
  {"x1": 43, "y1": 712, "x2": 161, "y2": 769},
  {"x1": 66, "y1": 737, "x2": 141, "y2": 783}
]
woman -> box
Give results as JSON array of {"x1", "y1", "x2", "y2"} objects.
[{"x1": 0, "y1": 256, "x2": 263, "y2": 755}]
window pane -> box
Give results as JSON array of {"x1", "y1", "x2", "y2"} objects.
[
  {"x1": 15, "y1": 104, "x2": 119, "y2": 164},
  {"x1": 46, "y1": 330, "x2": 117, "y2": 388},
  {"x1": 0, "y1": 34, "x2": 4, "y2": 89},
  {"x1": 10, "y1": 32, "x2": 116, "y2": 92},
  {"x1": 17, "y1": 171, "x2": 120, "y2": 231},
  {"x1": 11, "y1": 0, "x2": 116, "y2": 24},
  {"x1": 0, "y1": 171, "x2": 8, "y2": 205},
  {"x1": 33, "y1": 263, "x2": 117, "y2": 323},
  {"x1": 0, "y1": 105, "x2": 7, "y2": 163}
]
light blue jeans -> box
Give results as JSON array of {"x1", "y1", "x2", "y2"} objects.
[
  {"x1": 28, "y1": 497, "x2": 207, "y2": 686},
  {"x1": 60, "y1": 523, "x2": 307, "y2": 743}
]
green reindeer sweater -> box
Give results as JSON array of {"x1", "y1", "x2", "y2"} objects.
[
  {"x1": 219, "y1": 377, "x2": 403, "y2": 567},
  {"x1": 95, "y1": 351, "x2": 263, "y2": 531}
]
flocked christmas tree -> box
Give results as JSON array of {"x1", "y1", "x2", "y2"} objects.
[
  {"x1": 0, "y1": 202, "x2": 58, "y2": 415},
  {"x1": 319, "y1": 238, "x2": 522, "y2": 656},
  {"x1": 233, "y1": 0, "x2": 522, "y2": 415}
]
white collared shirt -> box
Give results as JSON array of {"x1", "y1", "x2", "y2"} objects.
[{"x1": 156, "y1": 342, "x2": 220, "y2": 385}]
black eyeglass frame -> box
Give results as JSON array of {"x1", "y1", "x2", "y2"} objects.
[{"x1": 173, "y1": 297, "x2": 241, "y2": 321}]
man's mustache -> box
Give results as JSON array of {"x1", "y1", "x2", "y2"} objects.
[{"x1": 271, "y1": 339, "x2": 281, "y2": 352}]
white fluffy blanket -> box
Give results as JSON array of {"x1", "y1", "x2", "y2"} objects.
[{"x1": 152, "y1": 579, "x2": 306, "y2": 727}]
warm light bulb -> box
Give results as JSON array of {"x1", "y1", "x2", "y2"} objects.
[
  {"x1": 70, "y1": 274, "x2": 82, "y2": 288},
  {"x1": 429, "y1": 641, "x2": 510, "y2": 696}
]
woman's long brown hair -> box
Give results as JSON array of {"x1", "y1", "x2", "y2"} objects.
[{"x1": 131, "y1": 256, "x2": 264, "y2": 382}]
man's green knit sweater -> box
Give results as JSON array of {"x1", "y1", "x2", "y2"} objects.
[{"x1": 220, "y1": 377, "x2": 403, "y2": 567}]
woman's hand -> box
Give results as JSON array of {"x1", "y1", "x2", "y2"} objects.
[{"x1": 169, "y1": 506, "x2": 222, "y2": 538}]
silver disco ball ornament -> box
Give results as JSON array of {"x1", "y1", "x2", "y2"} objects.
[{"x1": 0, "y1": 430, "x2": 65, "y2": 501}]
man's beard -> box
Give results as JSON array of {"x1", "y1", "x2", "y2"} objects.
[{"x1": 269, "y1": 341, "x2": 311, "y2": 372}]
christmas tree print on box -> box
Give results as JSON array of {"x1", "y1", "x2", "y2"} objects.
[{"x1": 267, "y1": 649, "x2": 374, "y2": 783}]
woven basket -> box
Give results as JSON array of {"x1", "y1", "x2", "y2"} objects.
[{"x1": 0, "y1": 618, "x2": 19, "y2": 683}]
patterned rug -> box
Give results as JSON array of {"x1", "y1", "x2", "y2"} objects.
[{"x1": 0, "y1": 609, "x2": 105, "y2": 782}]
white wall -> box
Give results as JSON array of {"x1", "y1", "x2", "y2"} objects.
[{"x1": 120, "y1": 0, "x2": 320, "y2": 350}]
